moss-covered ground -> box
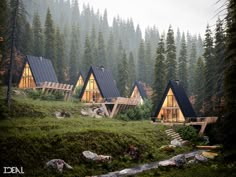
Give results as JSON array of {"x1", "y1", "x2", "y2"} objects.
[{"x1": 0, "y1": 89, "x2": 235, "y2": 176}]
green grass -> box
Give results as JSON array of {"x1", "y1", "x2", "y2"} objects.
[{"x1": 0, "y1": 91, "x2": 235, "y2": 177}]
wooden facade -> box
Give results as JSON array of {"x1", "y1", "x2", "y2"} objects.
[
  {"x1": 81, "y1": 73, "x2": 103, "y2": 103},
  {"x1": 157, "y1": 88, "x2": 185, "y2": 122},
  {"x1": 73, "y1": 74, "x2": 84, "y2": 94},
  {"x1": 18, "y1": 56, "x2": 58, "y2": 89},
  {"x1": 130, "y1": 85, "x2": 144, "y2": 104},
  {"x1": 79, "y1": 66, "x2": 120, "y2": 103},
  {"x1": 154, "y1": 80, "x2": 196, "y2": 122},
  {"x1": 18, "y1": 62, "x2": 36, "y2": 88}
]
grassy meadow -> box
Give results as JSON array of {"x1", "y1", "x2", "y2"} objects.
[{"x1": 0, "y1": 89, "x2": 235, "y2": 176}]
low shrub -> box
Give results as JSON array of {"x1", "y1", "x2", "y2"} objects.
[
  {"x1": 26, "y1": 89, "x2": 41, "y2": 99},
  {"x1": 27, "y1": 89, "x2": 64, "y2": 101},
  {"x1": 175, "y1": 125, "x2": 198, "y2": 141},
  {"x1": 116, "y1": 99, "x2": 152, "y2": 121}
]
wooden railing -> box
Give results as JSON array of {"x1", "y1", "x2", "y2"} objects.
[{"x1": 38, "y1": 81, "x2": 73, "y2": 101}]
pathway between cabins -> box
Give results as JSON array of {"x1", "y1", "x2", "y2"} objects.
[{"x1": 91, "y1": 150, "x2": 204, "y2": 177}]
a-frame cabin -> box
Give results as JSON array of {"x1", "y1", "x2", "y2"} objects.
[
  {"x1": 73, "y1": 71, "x2": 86, "y2": 94},
  {"x1": 154, "y1": 80, "x2": 196, "y2": 122},
  {"x1": 79, "y1": 66, "x2": 120, "y2": 103},
  {"x1": 130, "y1": 81, "x2": 147, "y2": 104},
  {"x1": 18, "y1": 55, "x2": 58, "y2": 88}
]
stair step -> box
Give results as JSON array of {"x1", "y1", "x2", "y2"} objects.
[
  {"x1": 165, "y1": 129, "x2": 174, "y2": 132},
  {"x1": 169, "y1": 133, "x2": 179, "y2": 136},
  {"x1": 171, "y1": 135, "x2": 181, "y2": 139}
]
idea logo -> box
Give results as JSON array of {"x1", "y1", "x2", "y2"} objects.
[{"x1": 3, "y1": 167, "x2": 24, "y2": 174}]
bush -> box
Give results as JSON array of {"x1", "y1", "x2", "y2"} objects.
[
  {"x1": 73, "y1": 86, "x2": 83, "y2": 99},
  {"x1": 116, "y1": 99, "x2": 152, "y2": 121},
  {"x1": 175, "y1": 125, "x2": 198, "y2": 141},
  {"x1": 27, "y1": 89, "x2": 64, "y2": 101},
  {"x1": 26, "y1": 89, "x2": 41, "y2": 100}
]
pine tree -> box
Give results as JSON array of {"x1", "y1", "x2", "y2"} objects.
[
  {"x1": 137, "y1": 39, "x2": 146, "y2": 81},
  {"x1": 69, "y1": 25, "x2": 79, "y2": 83},
  {"x1": 97, "y1": 31, "x2": 106, "y2": 66},
  {"x1": 21, "y1": 22, "x2": 33, "y2": 55},
  {"x1": 178, "y1": 33, "x2": 188, "y2": 90},
  {"x1": 175, "y1": 28, "x2": 181, "y2": 60},
  {"x1": 193, "y1": 57, "x2": 205, "y2": 115},
  {"x1": 152, "y1": 35, "x2": 166, "y2": 105},
  {"x1": 90, "y1": 25, "x2": 98, "y2": 64},
  {"x1": 44, "y1": 8, "x2": 56, "y2": 67},
  {"x1": 0, "y1": 0, "x2": 9, "y2": 62},
  {"x1": 145, "y1": 41, "x2": 152, "y2": 84},
  {"x1": 32, "y1": 12, "x2": 43, "y2": 56},
  {"x1": 166, "y1": 25, "x2": 177, "y2": 81},
  {"x1": 128, "y1": 51, "x2": 136, "y2": 87},
  {"x1": 214, "y1": 18, "x2": 225, "y2": 109},
  {"x1": 188, "y1": 38, "x2": 197, "y2": 95},
  {"x1": 118, "y1": 50, "x2": 129, "y2": 96},
  {"x1": 55, "y1": 27, "x2": 65, "y2": 82},
  {"x1": 83, "y1": 34, "x2": 92, "y2": 72},
  {"x1": 222, "y1": 0, "x2": 236, "y2": 158},
  {"x1": 115, "y1": 40, "x2": 123, "y2": 81},
  {"x1": 203, "y1": 24, "x2": 214, "y2": 115},
  {"x1": 106, "y1": 31, "x2": 115, "y2": 70}
]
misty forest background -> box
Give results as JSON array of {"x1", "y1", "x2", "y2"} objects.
[{"x1": 0, "y1": 0, "x2": 227, "y2": 117}]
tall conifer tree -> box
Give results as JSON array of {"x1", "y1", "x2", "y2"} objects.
[
  {"x1": 55, "y1": 27, "x2": 65, "y2": 82},
  {"x1": 193, "y1": 57, "x2": 205, "y2": 114},
  {"x1": 83, "y1": 34, "x2": 92, "y2": 72},
  {"x1": 152, "y1": 35, "x2": 166, "y2": 105},
  {"x1": 128, "y1": 51, "x2": 136, "y2": 87},
  {"x1": 44, "y1": 8, "x2": 56, "y2": 68},
  {"x1": 166, "y1": 25, "x2": 177, "y2": 81},
  {"x1": 118, "y1": 50, "x2": 129, "y2": 96},
  {"x1": 214, "y1": 18, "x2": 225, "y2": 108},
  {"x1": 32, "y1": 12, "x2": 43, "y2": 56},
  {"x1": 138, "y1": 39, "x2": 146, "y2": 81},
  {"x1": 178, "y1": 33, "x2": 188, "y2": 90},
  {"x1": 203, "y1": 24, "x2": 214, "y2": 115}
]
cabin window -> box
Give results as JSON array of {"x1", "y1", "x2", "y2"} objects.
[
  {"x1": 18, "y1": 63, "x2": 35, "y2": 88},
  {"x1": 81, "y1": 73, "x2": 103, "y2": 102}
]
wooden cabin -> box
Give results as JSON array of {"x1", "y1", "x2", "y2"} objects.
[
  {"x1": 18, "y1": 55, "x2": 58, "y2": 88},
  {"x1": 73, "y1": 71, "x2": 86, "y2": 94},
  {"x1": 153, "y1": 80, "x2": 196, "y2": 122},
  {"x1": 130, "y1": 81, "x2": 147, "y2": 104},
  {"x1": 79, "y1": 66, "x2": 120, "y2": 103}
]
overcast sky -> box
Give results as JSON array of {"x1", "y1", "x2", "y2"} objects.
[{"x1": 78, "y1": 0, "x2": 226, "y2": 36}]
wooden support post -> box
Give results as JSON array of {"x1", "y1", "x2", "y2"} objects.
[
  {"x1": 110, "y1": 100, "x2": 118, "y2": 118},
  {"x1": 102, "y1": 103, "x2": 110, "y2": 117}
]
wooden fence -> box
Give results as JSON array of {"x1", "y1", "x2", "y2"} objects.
[{"x1": 38, "y1": 81, "x2": 73, "y2": 101}]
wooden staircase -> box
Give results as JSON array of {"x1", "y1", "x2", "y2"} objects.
[{"x1": 165, "y1": 129, "x2": 184, "y2": 143}]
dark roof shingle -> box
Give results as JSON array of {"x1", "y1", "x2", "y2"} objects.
[{"x1": 26, "y1": 55, "x2": 58, "y2": 86}]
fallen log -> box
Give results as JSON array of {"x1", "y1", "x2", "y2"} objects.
[
  {"x1": 91, "y1": 150, "x2": 204, "y2": 177},
  {"x1": 196, "y1": 145, "x2": 222, "y2": 149}
]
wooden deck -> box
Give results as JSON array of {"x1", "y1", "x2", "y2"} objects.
[
  {"x1": 155, "y1": 117, "x2": 218, "y2": 135},
  {"x1": 37, "y1": 81, "x2": 73, "y2": 101},
  {"x1": 83, "y1": 97, "x2": 140, "y2": 118}
]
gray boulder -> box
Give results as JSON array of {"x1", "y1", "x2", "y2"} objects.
[
  {"x1": 195, "y1": 154, "x2": 208, "y2": 162},
  {"x1": 171, "y1": 154, "x2": 186, "y2": 167},
  {"x1": 46, "y1": 159, "x2": 73, "y2": 172},
  {"x1": 171, "y1": 139, "x2": 182, "y2": 147}
]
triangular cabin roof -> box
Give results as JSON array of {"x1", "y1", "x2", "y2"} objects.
[
  {"x1": 19, "y1": 55, "x2": 58, "y2": 86},
  {"x1": 130, "y1": 80, "x2": 147, "y2": 100},
  {"x1": 74, "y1": 70, "x2": 86, "y2": 86},
  {"x1": 79, "y1": 66, "x2": 120, "y2": 99},
  {"x1": 154, "y1": 80, "x2": 196, "y2": 118}
]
